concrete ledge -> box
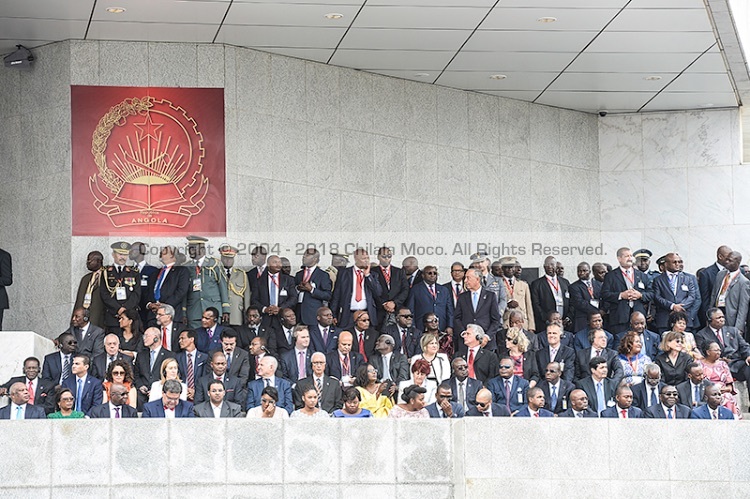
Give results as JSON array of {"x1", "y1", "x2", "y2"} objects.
[{"x1": 0, "y1": 331, "x2": 57, "y2": 384}]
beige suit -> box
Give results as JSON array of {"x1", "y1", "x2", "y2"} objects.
[
  {"x1": 227, "y1": 267, "x2": 252, "y2": 326},
  {"x1": 502, "y1": 278, "x2": 536, "y2": 331}
]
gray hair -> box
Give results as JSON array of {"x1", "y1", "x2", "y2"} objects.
[
  {"x1": 163, "y1": 379, "x2": 182, "y2": 394},
  {"x1": 466, "y1": 323, "x2": 485, "y2": 342},
  {"x1": 644, "y1": 363, "x2": 661, "y2": 376},
  {"x1": 159, "y1": 303, "x2": 175, "y2": 317}
]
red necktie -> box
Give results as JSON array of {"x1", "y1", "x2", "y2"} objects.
[
  {"x1": 429, "y1": 285, "x2": 436, "y2": 299},
  {"x1": 533, "y1": 412, "x2": 539, "y2": 418},
  {"x1": 355, "y1": 270, "x2": 364, "y2": 301},
  {"x1": 359, "y1": 333, "x2": 367, "y2": 362},
  {"x1": 162, "y1": 326, "x2": 168, "y2": 347},
  {"x1": 342, "y1": 355, "x2": 350, "y2": 376},
  {"x1": 27, "y1": 380, "x2": 34, "y2": 404},
  {"x1": 303, "y1": 268, "x2": 311, "y2": 283},
  {"x1": 382, "y1": 267, "x2": 391, "y2": 286},
  {"x1": 467, "y1": 349, "x2": 475, "y2": 378},
  {"x1": 621, "y1": 409, "x2": 627, "y2": 419}
]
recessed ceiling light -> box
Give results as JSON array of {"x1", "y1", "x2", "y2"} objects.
[
  {"x1": 537, "y1": 16, "x2": 557, "y2": 23},
  {"x1": 489, "y1": 74, "x2": 507, "y2": 80},
  {"x1": 324, "y1": 13, "x2": 344, "y2": 20},
  {"x1": 644, "y1": 75, "x2": 662, "y2": 81},
  {"x1": 414, "y1": 73, "x2": 430, "y2": 78},
  {"x1": 106, "y1": 7, "x2": 126, "y2": 14}
]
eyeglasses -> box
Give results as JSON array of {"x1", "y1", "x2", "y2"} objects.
[
  {"x1": 451, "y1": 268, "x2": 465, "y2": 273},
  {"x1": 499, "y1": 365, "x2": 513, "y2": 369},
  {"x1": 436, "y1": 393, "x2": 451, "y2": 399},
  {"x1": 424, "y1": 271, "x2": 438, "y2": 275},
  {"x1": 398, "y1": 314, "x2": 413, "y2": 319},
  {"x1": 545, "y1": 369, "x2": 559, "y2": 373},
  {"x1": 662, "y1": 391, "x2": 679, "y2": 396},
  {"x1": 112, "y1": 370, "x2": 126, "y2": 375},
  {"x1": 60, "y1": 397, "x2": 75, "y2": 402},
  {"x1": 475, "y1": 401, "x2": 488, "y2": 407},
  {"x1": 366, "y1": 369, "x2": 378, "y2": 374},
  {"x1": 425, "y1": 318, "x2": 439, "y2": 323},
  {"x1": 380, "y1": 255, "x2": 393, "y2": 259}
]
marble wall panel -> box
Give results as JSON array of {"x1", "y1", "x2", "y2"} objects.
[
  {"x1": 499, "y1": 97, "x2": 530, "y2": 160},
  {"x1": 403, "y1": 80, "x2": 437, "y2": 145},
  {"x1": 98, "y1": 41, "x2": 149, "y2": 87},
  {"x1": 468, "y1": 92, "x2": 499, "y2": 155},
  {"x1": 530, "y1": 105, "x2": 560, "y2": 165},
  {"x1": 642, "y1": 112, "x2": 687, "y2": 170},
  {"x1": 270, "y1": 55, "x2": 306, "y2": 121},
  {"x1": 19, "y1": 42, "x2": 70, "y2": 113},
  {"x1": 236, "y1": 48, "x2": 271, "y2": 115},
  {"x1": 339, "y1": 69, "x2": 374, "y2": 133},
  {"x1": 197, "y1": 44, "x2": 226, "y2": 88},
  {"x1": 437, "y1": 87, "x2": 468, "y2": 149},
  {"x1": 305, "y1": 62, "x2": 340, "y2": 127},
  {"x1": 599, "y1": 114, "x2": 643, "y2": 172},
  {"x1": 148, "y1": 43, "x2": 198, "y2": 87},
  {"x1": 642, "y1": 168, "x2": 689, "y2": 229},
  {"x1": 372, "y1": 75, "x2": 406, "y2": 139},
  {"x1": 70, "y1": 40, "x2": 100, "y2": 86}
]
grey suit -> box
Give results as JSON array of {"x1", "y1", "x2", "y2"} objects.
[
  {"x1": 712, "y1": 270, "x2": 750, "y2": 332},
  {"x1": 293, "y1": 375, "x2": 343, "y2": 413},
  {"x1": 65, "y1": 324, "x2": 106, "y2": 359},
  {"x1": 193, "y1": 400, "x2": 243, "y2": 417},
  {"x1": 369, "y1": 352, "x2": 410, "y2": 383}
]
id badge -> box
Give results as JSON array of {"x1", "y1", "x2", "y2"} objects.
[
  {"x1": 564, "y1": 291, "x2": 570, "y2": 299},
  {"x1": 590, "y1": 299, "x2": 599, "y2": 308},
  {"x1": 141, "y1": 276, "x2": 148, "y2": 287},
  {"x1": 718, "y1": 295, "x2": 726, "y2": 307},
  {"x1": 555, "y1": 295, "x2": 563, "y2": 306},
  {"x1": 681, "y1": 284, "x2": 689, "y2": 292},
  {"x1": 116, "y1": 287, "x2": 127, "y2": 300},
  {"x1": 517, "y1": 389, "x2": 524, "y2": 404},
  {"x1": 193, "y1": 278, "x2": 202, "y2": 292},
  {"x1": 280, "y1": 289, "x2": 288, "y2": 297},
  {"x1": 638, "y1": 281, "x2": 645, "y2": 289},
  {"x1": 83, "y1": 293, "x2": 92, "y2": 307}
]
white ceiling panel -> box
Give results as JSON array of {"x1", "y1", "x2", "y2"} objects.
[
  {"x1": 224, "y1": 3, "x2": 360, "y2": 27},
  {"x1": 338, "y1": 28, "x2": 470, "y2": 51},
  {"x1": 448, "y1": 51, "x2": 578, "y2": 72},
  {"x1": 463, "y1": 30, "x2": 595, "y2": 53},
  {"x1": 0, "y1": 18, "x2": 88, "y2": 40},
  {"x1": 87, "y1": 21, "x2": 219, "y2": 42},
  {"x1": 352, "y1": 6, "x2": 489, "y2": 29},
  {"x1": 481, "y1": 8, "x2": 621, "y2": 31},
  {"x1": 232, "y1": 0, "x2": 362, "y2": 4},
  {"x1": 688, "y1": 49, "x2": 728, "y2": 72},
  {"x1": 665, "y1": 72, "x2": 735, "y2": 92},
  {"x1": 480, "y1": 89, "x2": 544, "y2": 100},
  {"x1": 92, "y1": 0, "x2": 229, "y2": 24},
  {"x1": 436, "y1": 70, "x2": 559, "y2": 90},
  {"x1": 499, "y1": 0, "x2": 628, "y2": 7},
  {"x1": 627, "y1": 0, "x2": 706, "y2": 9},
  {"x1": 586, "y1": 31, "x2": 716, "y2": 52},
  {"x1": 0, "y1": 0, "x2": 94, "y2": 20},
  {"x1": 548, "y1": 72, "x2": 678, "y2": 92},
  {"x1": 365, "y1": 69, "x2": 440, "y2": 82},
  {"x1": 216, "y1": 25, "x2": 346, "y2": 47},
  {"x1": 330, "y1": 49, "x2": 455, "y2": 70},
  {"x1": 365, "y1": 0, "x2": 496, "y2": 6},
  {"x1": 641, "y1": 92, "x2": 738, "y2": 111},
  {"x1": 535, "y1": 91, "x2": 653, "y2": 112},
  {"x1": 606, "y1": 9, "x2": 712, "y2": 32},
  {"x1": 566, "y1": 52, "x2": 703, "y2": 73},
  {"x1": 259, "y1": 46, "x2": 334, "y2": 63}
]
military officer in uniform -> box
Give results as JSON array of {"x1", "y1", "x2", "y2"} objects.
[
  {"x1": 100, "y1": 242, "x2": 142, "y2": 334},
  {"x1": 220, "y1": 244, "x2": 252, "y2": 328},
  {"x1": 185, "y1": 236, "x2": 230, "y2": 329}
]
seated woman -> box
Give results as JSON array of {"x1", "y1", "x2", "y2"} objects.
[
  {"x1": 291, "y1": 385, "x2": 330, "y2": 418},
  {"x1": 389, "y1": 384, "x2": 429, "y2": 419},
  {"x1": 505, "y1": 326, "x2": 540, "y2": 387},
  {"x1": 665, "y1": 311, "x2": 702, "y2": 360},
  {"x1": 655, "y1": 331, "x2": 692, "y2": 386},
  {"x1": 410, "y1": 333, "x2": 451, "y2": 384},
  {"x1": 102, "y1": 359, "x2": 137, "y2": 408},
  {"x1": 47, "y1": 387, "x2": 85, "y2": 419},
  {"x1": 355, "y1": 363, "x2": 394, "y2": 418},
  {"x1": 398, "y1": 358, "x2": 437, "y2": 405},
  {"x1": 423, "y1": 312, "x2": 453, "y2": 358},
  {"x1": 148, "y1": 358, "x2": 188, "y2": 402},
  {"x1": 332, "y1": 387, "x2": 372, "y2": 418},
  {"x1": 700, "y1": 341, "x2": 742, "y2": 418},
  {"x1": 617, "y1": 330, "x2": 652, "y2": 386},
  {"x1": 116, "y1": 308, "x2": 143, "y2": 359},
  {"x1": 246, "y1": 386, "x2": 289, "y2": 419}
]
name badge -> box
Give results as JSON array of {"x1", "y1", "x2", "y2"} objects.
[
  {"x1": 517, "y1": 389, "x2": 524, "y2": 404},
  {"x1": 718, "y1": 295, "x2": 726, "y2": 307},
  {"x1": 681, "y1": 284, "x2": 689, "y2": 292},
  {"x1": 280, "y1": 289, "x2": 288, "y2": 297},
  {"x1": 116, "y1": 287, "x2": 127, "y2": 300},
  {"x1": 564, "y1": 291, "x2": 570, "y2": 299},
  {"x1": 193, "y1": 278, "x2": 202, "y2": 292},
  {"x1": 83, "y1": 293, "x2": 92, "y2": 308},
  {"x1": 555, "y1": 295, "x2": 564, "y2": 306},
  {"x1": 638, "y1": 282, "x2": 645, "y2": 289},
  {"x1": 562, "y1": 398, "x2": 568, "y2": 410},
  {"x1": 141, "y1": 276, "x2": 148, "y2": 287},
  {"x1": 590, "y1": 299, "x2": 599, "y2": 308}
]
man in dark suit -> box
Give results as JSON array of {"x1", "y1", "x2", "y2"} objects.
[
  {"x1": 154, "y1": 303, "x2": 187, "y2": 353},
  {"x1": 308, "y1": 307, "x2": 341, "y2": 354},
  {"x1": 0, "y1": 382, "x2": 46, "y2": 419},
  {"x1": 514, "y1": 387, "x2": 555, "y2": 417},
  {"x1": 486, "y1": 356, "x2": 529, "y2": 413},
  {"x1": 91, "y1": 333, "x2": 133, "y2": 380},
  {"x1": 0, "y1": 247, "x2": 11, "y2": 330},
  {"x1": 330, "y1": 248, "x2": 383, "y2": 330},
  {"x1": 212, "y1": 328, "x2": 250, "y2": 387},
  {"x1": 644, "y1": 385, "x2": 692, "y2": 419},
  {"x1": 295, "y1": 248, "x2": 333, "y2": 326},
  {"x1": 88, "y1": 383, "x2": 138, "y2": 418},
  {"x1": 576, "y1": 356, "x2": 615, "y2": 415},
  {"x1": 572, "y1": 312, "x2": 615, "y2": 351},
  {"x1": 696, "y1": 307, "x2": 750, "y2": 393},
  {"x1": 251, "y1": 255, "x2": 298, "y2": 330},
  {"x1": 134, "y1": 327, "x2": 176, "y2": 408},
  {"x1": 194, "y1": 351, "x2": 247, "y2": 410},
  {"x1": 64, "y1": 308, "x2": 106, "y2": 359},
  {"x1": 651, "y1": 253, "x2": 699, "y2": 332},
  {"x1": 711, "y1": 251, "x2": 750, "y2": 333},
  {"x1": 325, "y1": 331, "x2": 363, "y2": 387},
  {"x1": 407, "y1": 265, "x2": 454, "y2": 334},
  {"x1": 129, "y1": 241, "x2": 159, "y2": 325},
  {"x1": 466, "y1": 388, "x2": 510, "y2": 417},
  {"x1": 402, "y1": 256, "x2": 423, "y2": 289},
  {"x1": 272, "y1": 307, "x2": 298, "y2": 358},
  {"x1": 41, "y1": 332, "x2": 78, "y2": 386},
  {"x1": 369, "y1": 334, "x2": 410, "y2": 384},
  {"x1": 246, "y1": 356, "x2": 294, "y2": 415},
  {"x1": 600, "y1": 385, "x2": 642, "y2": 418},
  {"x1": 144, "y1": 245, "x2": 190, "y2": 326},
  {"x1": 448, "y1": 357, "x2": 482, "y2": 412},
  {"x1": 454, "y1": 268, "x2": 501, "y2": 354},
  {"x1": 443, "y1": 262, "x2": 466, "y2": 309},
  {"x1": 530, "y1": 256, "x2": 571, "y2": 331},
  {"x1": 280, "y1": 325, "x2": 313, "y2": 381},
  {"x1": 382, "y1": 307, "x2": 422, "y2": 358},
  {"x1": 568, "y1": 262, "x2": 603, "y2": 332},
  {"x1": 175, "y1": 329, "x2": 208, "y2": 401},
  {"x1": 0, "y1": 357, "x2": 53, "y2": 411},
  {"x1": 535, "y1": 323, "x2": 575, "y2": 382},
  {"x1": 195, "y1": 307, "x2": 227, "y2": 354},
  {"x1": 292, "y1": 352, "x2": 343, "y2": 413},
  {"x1": 632, "y1": 363, "x2": 665, "y2": 411},
  {"x1": 557, "y1": 388, "x2": 598, "y2": 418},
  {"x1": 246, "y1": 245, "x2": 268, "y2": 300},
  {"x1": 537, "y1": 362, "x2": 574, "y2": 414},
  {"x1": 574, "y1": 328, "x2": 624, "y2": 387},
  {"x1": 601, "y1": 247, "x2": 653, "y2": 334},
  {"x1": 689, "y1": 385, "x2": 735, "y2": 419},
  {"x1": 615, "y1": 312, "x2": 661, "y2": 360},
  {"x1": 142, "y1": 379, "x2": 195, "y2": 418},
  {"x1": 371, "y1": 247, "x2": 410, "y2": 330},
  {"x1": 426, "y1": 382, "x2": 465, "y2": 418},
  {"x1": 236, "y1": 306, "x2": 277, "y2": 354},
  {"x1": 460, "y1": 324, "x2": 499, "y2": 384},
  {"x1": 349, "y1": 310, "x2": 379, "y2": 363},
  {"x1": 193, "y1": 379, "x2": 244, "y2": 418},
  {"x1": 62, "y1": 354, "x2": 103, "y2": 415},
  {"x1": 676, "y1": 362, "x2": 713, "y2": 408},
  {"x1": 697, "y1": 245, "x2": 732, "y2": 329}
]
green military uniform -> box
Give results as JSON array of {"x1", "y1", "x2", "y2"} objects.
[
  {"x1": 226, "y1": 267, "x2": 251, "y2": 326},
  {"x1": 185, "y1": 256, "x2": 230, "y2": 328}
]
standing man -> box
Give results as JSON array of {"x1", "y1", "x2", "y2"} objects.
[
  {"x1": 130, "y1": 241, "x2": 158, "y2": 325},
  {"x1": 100, "y1": 242, "x2": 141, "y2": 334},
  {"x1": 325, "y1": 251, "x2": 349, "y2": 291},
  {"x1": 246, "y1": 246, "x2": 268, "y2": 295},
  {"x1": 453, "y1": 268, "x2": 501, "y2": 355},
  {"x1": 697, "y1": 245, "x2": 732, "y2": 329},
  {"x1": 145, "y1": 246, "x2": 190, "y2": 327},
  {"x1": 251, "y1": 255, "x2": 298, "y2": 330},
  {"x1": 407, "y1": 265, "x2": 454, "y2": 334},
  {"x1": 155, "y1": 304, "x2": 186, "y2": 353},
  {"x1": 530, "y1": 256, "x2": 571, "y2": 332},
  {"x1": 133, "y1": 327, "x2": 176, "y2": 408},
  {"x1": 220, "y1": 244, "x2": 252, "y2": 328},
  {"x1": 185, "y1": 236, "x2": 230, "y2": 329},
  {"x1": 74, "y1": 251, "x2": 105, "y2": 328},
  {"x1": 601, "y1": 247, "x2": 653, "y2": 335},
  {"x1": 295, "y1": 248, "x2": 333, "y2": 327},
  {"x1": 0, "y1": 247, "x2": 11, "y2": 330},
  {"x1": 498, "y1": 257, "x2": 534, "y2": 331},
  {"x1": 402, "y1": 256, "x2": 422, "y2": 289},
  {"x1": 443, "y1": 262, "x2": 465, "y2": 309},
  {"x1": 711, "y1": 251, "x2": 750, "y2": 333},
  {"x1": 371, "y1": 246, "x2": 409, "y2": 329},
  {"x1": 651, "y1": 253, "x2": 699, "y2": 332},
  {"x1": 330, "y1": 248, "x2": 382, "y2": 331},
  {"x1": 568, "y1": 262, "x2": 602, "y2": 332}
]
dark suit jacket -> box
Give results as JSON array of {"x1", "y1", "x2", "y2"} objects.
[
  {"x1": 273, "y1": 325, "x2": 296, "y2": 357},
  {"x1": 631, "y1": 381, "x2": 666, "y2": 411},
  {"x1": 145, "y1": 265, "x2": 191, "y2": 325},
  {"x1": 41, "y1": 352, "x2": 64, "y2": 385},
  {"x1": 0, "y1": 248, "x2": 11, "y2": 310},
  {"x1": 652, "y1": 271, "x2": 699, "y2": 329},
  {"x1": 460, "y1": 348, "x2": 499, "y2": 384},
  {"x1": 251, "y1": 270, "x2": 298, "y2": 329},
  {"x1": 600, "y1": 268, "x2": 652, "y2": 331},
  {"x1": 330, "y1": 266, "x2": 383, "y2": 329},
  {"x1": 142, "y1": 399, "x2": 195, "y2": 418},
  {"x1": 221, "y1": 348, "x2": 251, "y2": 386},
  {"x1": 88, "y1": 402, "x2": 138, "y2": 418},
  {"x1": 574, "y1": 347, "x2": 624, "y2": 387},
  {"x1": 294, "y1": 267, "x2": 333, "y2": 326},
  {"x1": 569, "y1": 279, "x2": 602, "y2": 331},
  {"x1": 697, "y1": 263, "x2": 721, "y2": 328},
  {"x1": 449, "y1": 376, "x2": 482, "y2": 409},
  {"x1": 1, "y1": 376, "x2": 53, "y2": 408},
  {"x1": 695, "y1": 325, "x2": 750, "y2": 374},
  {"x1": 158, "y1": 321, "x2": 187, "y2": 354},
  {"x1": 486, "y1": 375, "x2": 529, "y2": 413},
  {"x1": 236, "y1": 323, "x2": 277, "y2": 354},
  {"x1": 194, "y1": 374, "x2": 247, "y2": 410},
  {"x1": 193, "y1": 400, "x2": 243, "y2": 418},
  {"x1": 406, "y1": 280, "x2": 454, "y2": 332},
  {"x1": 600, "y1": 405, "x2": 643, "y2": 418},
  {"x1": 426, "y1": 401, "x2": 465, "y2": 418},
  {"x1": 309, "y1": 324, "x2": 341, "y2": 354},
  {"x1": 246, "y1": 377, "x2": 294, "y2": 414},
  {"x1": 535, "y1": 345, "x2": 576, "y2": 382},
  {"x1": 676, "y1": 379, "x2": 713, "y2": 408},
  {"x1": 514, "y1": 406, "x2": 555, "y2": 417},
  {"x1": 372, "y1": 265, "x2": 410, "y2": 328},
  {"x1": 324, "y1": 351, "x2": 364, "y2": 380},
  {"x1": 91, "y1": 352, "x2": 133, "y2": 380},
  {"x1": 453, "y1": 289, "x2": 502, "y2": 354},
  {"x1": 576, "y1": 376, "x2": 615, "y2": 414},
  {"x1": 133, "y1": 347, "x2": 176, "y2": 390},
  {"x1": 62, "y1": 374, "x2": 104, "y2": 415},
  {"x1": 644, "y1": 403, "x2": 691, "y2": 419},
  {"x1": 370, "y1": 352, "x2": 410, "y2": 383},
  {"x1": 280, "y1": 348, "x2": 313, "y2": 381},
  {"x1": 352, "y1": 327, "x2": 379, "y2": 362},
  {"x1": 176, "y1": 350, "x2": 208, "y2": 384},
  {"x1": 530, "y1": 275, "x2": 571, "y2": 329},
  {"x1": 0, "y1": 404, "x2": 46, "y2": 419},
  {"x1": 689, "y1": 404, "x2": 734, "y2": 419},
  {"x1": 292, "y1": 375, "x2": 343, "y2": 413},
  {"x1": 558, "y1": 407, "x2": 598, "y2": 418},
  {"x1": 712, "y1": 270, "x2": 750, "y2": 331},
  {"x1": 195, "y1": 325, "x2": 227, "y2": 354},
  {"x1": 65, "y1": 324, "x2": 106, "y2": 359},
  {"x1": 572, "y1": 328, "x2": 614, "y2": 351},
  {"x1": 538, "y1": 379, "x2": 575, "y2": 414},
  {"x1": 466, "y1": 402, "x2": 510, "y2": 417},
  {"x1": 381, "y1": 324, "x2": 422, "y2": 358}
]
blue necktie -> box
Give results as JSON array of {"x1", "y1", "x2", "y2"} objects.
[
  {"x1": 550, "y1": 385, "x2": 557, "y2": 408},
  {"x1": 667, "y1": 408, "x2": 673, "y2": 419},
  {"x1": 154, "y1": 267, "x2": 167, "y2": 301},
  {"x1": 76, "y1": 379, "x2": 83, "y2": 412},
  {"x1": 596, "y1": 382, "x2": 605, "y2": 414},
  {"x1": 472, "y1": 292, "x2": 479, "y2": 311},
  {"x1": 15, "y1": 406, "x2": 22, "y2": 420},
  {"x1": 270, "y1": 276, "x2": 278, "y2": 306},
  {"x1": 650, "y1": 387, "x2": 657, "y2": 407}
]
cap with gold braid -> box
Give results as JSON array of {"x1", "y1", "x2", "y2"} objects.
[
  {"x1": 186, "y1": 235, "x2": 209, "y2": 245},
  {"x1": 110, "y1": 241, "x2": 131, "y2": 255}
]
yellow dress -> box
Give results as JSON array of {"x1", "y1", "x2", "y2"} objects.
[{"x1": 356, "y1": 386, "x2": 393, "y2": 418}]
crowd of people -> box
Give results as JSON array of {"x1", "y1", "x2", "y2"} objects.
[{"x1": 1, "y1": 239, "x2": 748, "y2": 421}]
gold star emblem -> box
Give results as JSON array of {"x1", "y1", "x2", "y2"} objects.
[{"x1": 133, "y1": 112, "x2": 163, "y2": 142}]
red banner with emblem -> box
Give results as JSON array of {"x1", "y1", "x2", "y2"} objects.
[{"x1": 71, "y1": 86, "x2": 226, "y2": 236}]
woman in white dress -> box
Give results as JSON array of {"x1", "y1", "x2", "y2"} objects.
[
  {"x1": 410, "y1": 333, "x2": 451, "y2": 384},
  {"x1": 148, "y1": 358, "x2": 188, "y2": 402}
]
